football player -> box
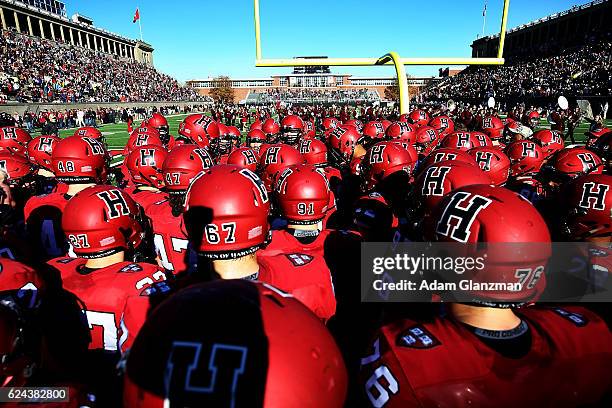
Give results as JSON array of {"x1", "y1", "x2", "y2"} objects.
[
  {"x1": 148, "y1": 145, "x2": 213, "y2": 274},
  {"x1": 280, "y1": 114, "x2": 305, "y2": 147},
  {"x1": 360, "y1": 185, "x2": 612, "y2": 407},
  {"x1": 24, "y1": 136, "x2": 107, "y2": 260},
  {"x1": 125, "y1": 145, "x2": 168, "y2": 213},
  {"x1": 26, "y1": 135, "x2": 63, "y2": 195},
  {"x1": 123, "y1": 280, "x2": 347, "y2": 407},
  {"x1": 147, "y1": 112, "x2": 176, "y2": 150},
  {"x1": 184, "y1": 165, "x2": 336, "y2": 320}
]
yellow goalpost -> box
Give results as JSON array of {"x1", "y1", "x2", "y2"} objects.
[{"x1": 253, "y1": 0, "x2": 511, "y2": 114}]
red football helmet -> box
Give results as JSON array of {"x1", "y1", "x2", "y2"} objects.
[
  {"x1": 322, "y1": 117, "x2": 341, "y2": 131},
  {"x1": 215, "y1": 123, "x2": 240, "y2": 155},
  {"x1": 262, "y1": 119, "x2": 281, "y2": 142},
  {"x1": 468, "y1": 146, "x2": 511, "y2": 186},
  {"x1": 439, "y1": 132, "x2": 480, "y2": 151},
  {"x1": 589, "y1": 131, "x2": 612, "y2": 165},
  {"x1": 361, "y1": 121, "x2": 386, "y2": 146},
  {"x1": 504, "y1": 140, "x2": 545, "y2": 177},
  {"x1": 246, "y1": 129, "x2": 267, "y2": 149},
  {"x1": 524, "y1": 110, "x2": 540, "y2": 129},
  {"x1": 148, "y1": 113, "x2": 170, "y2": 144},
  {"x1": 471, "y1": 131, "x2": 493, "y2": 148},
  {"x1": 227, "y1": 147, "x2": 259, "y2": 172},
  {"x1": 0, "y1": 151, "x2": 34, "y2": 188},
  {"x1": 328, "y1": 125, "x2": 361, "y2": 167},
  {"x1": 299, "y1": 139, "x2": 328, "y2": 167},
  {"x1": 178, "y1": 115, "x2": 219, "y2": 148},
  {"x1": 250, "y1": 119, "x2": 263, "y2": 131},
  {"x1": 419, "y1": 148, "x2": 476, "y2": 172},
  {"x1": 385, "y1": 122, "x2": 416, "y2": 145},
  {"x1": 184, "y1": 165, "x2": 270, "y2": 258},
  {"x1": 280, "y1": 115, "x2": 304, "y2": 146},
  {"x1": 257, "y1": 144, "x2": 304, "y2": 192},
  {"x1": 275, "y1": 164, "x2": 330, "y2": 224},
  {"x1": 0, "y1": 127, "x2": 32, "y2": 155},
  {"x1": 360, "y1": 141, "x2": 417, "y2": 191},
  {"x1": 560, "y1": 174, "x2": 612, "y2": 241},
  {"x1": 62, "y1": 185, "x2": 144, "y2": 258},
  {"x1": 481, "y1": 116, "x2": 504, "y2": 140},
  {"x1": 162, "y1": 145, "x2": 214, "y2": 193},
  {"x1": 415, "y1": 160, "x2": 491, "y2": 214},
  {"x1": 545, "y1": 148, "x2": 603, "y2": 180},
  {"x1": 123, "y1": 280, "x2": 347, "y2": 408},
  {"x1": 26, "y1": 135, "x2": 60, "y2": 171},
  {"x1": 532, "y1": 130, "x2": 565, "y2": 158},
  {"x1": 125, "y1": 128, "x2": 164, "y2": 153},
  {"x1": 429, "y1": 115, "x2": 455, "y2": 138},
  {"x1": 408, "y1": 109, "x2": 430, "y2": 127},
  {"x1": 414, "y1": 126, "x2": 439, "y2": 156},
  {"x1": 303, "y1": 120, "x2": 315, "y2": 139},
  {"x1": 427, "y1": 185, "x2": 551, "y2": 305},
  {"x1": 126, "y1": 146, "x2": 168, "y2": 188},
  {"x1": 73, "y1": 126, "x2": 103, "y2": 144},
  {"x1": 52, "y1": 136, "x2": 107, "y2": 183},
  {"x1": 343, "y1": 119, "x2": 363, "y2": 132}
]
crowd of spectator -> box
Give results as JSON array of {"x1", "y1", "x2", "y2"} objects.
[
  {"x1": 0, "y1": 29, "x2": 200, "y2": 103},
  {"x1": 424, "y1": 31, "x2": 611, "y2": 103},
  {"x1": 256, "y1": 88, "x2": 379, "y2": 103}
]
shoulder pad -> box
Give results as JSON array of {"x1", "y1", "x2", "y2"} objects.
[{"x1": 396, "y1": 325, "x2": 441, "y2": 349}]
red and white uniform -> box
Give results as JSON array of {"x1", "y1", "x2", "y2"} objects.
[
  {"x1": 148, "y1": 200, "x2": 193, "y2": 274},
  {"x1": 24, "y1": 192, "x2": 71, "y2": 259},
  {"x1": 47, "y1": 257, "x2": 167, "y2": 352},
  {"x1": 360, "y1": 306, "x2": 612, "y2": 408}
]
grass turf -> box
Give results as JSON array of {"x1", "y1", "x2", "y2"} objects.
[{"x1": 39, "y1": 114, "x2": 612, "y2": 150}]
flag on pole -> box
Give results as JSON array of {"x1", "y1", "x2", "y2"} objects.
[
  {"x1": 133, "y1": 8, "x2": 140, "y2": 23},
  {"x1": 483, "y1": 2, "x2": 487, "y2": 17}
]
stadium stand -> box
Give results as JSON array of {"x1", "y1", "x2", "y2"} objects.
[{"x1": 0, "y1": 29, "x2": 199, "y2": 103}]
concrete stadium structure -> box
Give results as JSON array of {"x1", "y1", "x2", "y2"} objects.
[{"x1": 0, "y1": 0, "x2": 154, "y2": 66}]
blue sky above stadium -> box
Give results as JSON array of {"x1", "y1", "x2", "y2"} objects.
[{"x1": 67, "y1": 0, "x2": 591, "y2": 82}]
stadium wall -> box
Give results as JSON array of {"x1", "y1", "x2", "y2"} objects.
[{"x1": 0, "y1": 101, "x2": 211, "y2": 116}]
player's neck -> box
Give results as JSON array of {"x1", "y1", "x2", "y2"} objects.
[
  {"x1": 137, "y1": 185, "x2": 159, "y2": 192},
  {"x1": 450, "y1": 303, "x2": 522, "y2": 331},
  {"x1": 85, "y1": 251, "x2": 125, "y2": 269},
  {"x1": 67, "y1": 183, "x2": 96, "y2": 196},
  {"x1": 212, "y1": 254, "x2": 259, "y2": 279},
  {"x1": 287, "y1": 222, "x2": 321, "y2": 231},
  {"x1": 37, "y1": 168, "x2": 55, "y2": 178}
]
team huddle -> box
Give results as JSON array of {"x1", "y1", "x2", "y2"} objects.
[{"x1": 0, "y1": 105, "x2": 611, "y2": 407}]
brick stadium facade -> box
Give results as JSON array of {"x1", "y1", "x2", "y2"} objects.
[
  {"x1": 0, "y1": 0, "x2": 154, "y2": 65},
  {"x1": 187, "y1": 63, "x2": 438, "y2": 103},
  {"x1": 472, "y1": 0, "x2": 611, "y2": 58}
]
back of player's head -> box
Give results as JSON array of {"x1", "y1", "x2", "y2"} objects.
[
  {"x1": 62, "y1": 185, "x2": 144, "y2": 259},
  {"x1": 184, "y1": 165, "x2": 270, "y2": 259},
  {"x1": 124, "y1": 280, "x2": 347, "y2": 408},
  {"x1": 52, "y1": 136, "x2": 107, "y2": 184},
  {"x1": 275, "y1": 164, "x2": 330, "y2": 225}
]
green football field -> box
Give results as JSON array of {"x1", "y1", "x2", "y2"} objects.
[{"x1": 43, "y1": 113, "x2": 611, "y2": 150}]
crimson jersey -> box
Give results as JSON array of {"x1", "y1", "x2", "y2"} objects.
[
  {"x1": 257, "y1": 252, "x2": 336, "y2": 321},
  {"x1": 24, "y1": 192, "x2": 71, "y2": 260},
  {"x1": 47, "y1": 257, "x2": 167, "y2": 352},
  {"x1": 360, "y1": 306, "x2": 612, "y2": 408},
  {"x1": 125, "y1": 187, "x2": 167, "y2": 214},
  {"x1": 148, "y1": 199, "x2": 195, "y2": 274}
]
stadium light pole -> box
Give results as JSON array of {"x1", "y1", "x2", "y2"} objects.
[{"x1": 254, "y1": 0, "x2": 511, "y2": 114}]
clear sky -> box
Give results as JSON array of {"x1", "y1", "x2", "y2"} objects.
[{"x1": 65, "y1": 0, "x2": 591, "y2": 82}]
